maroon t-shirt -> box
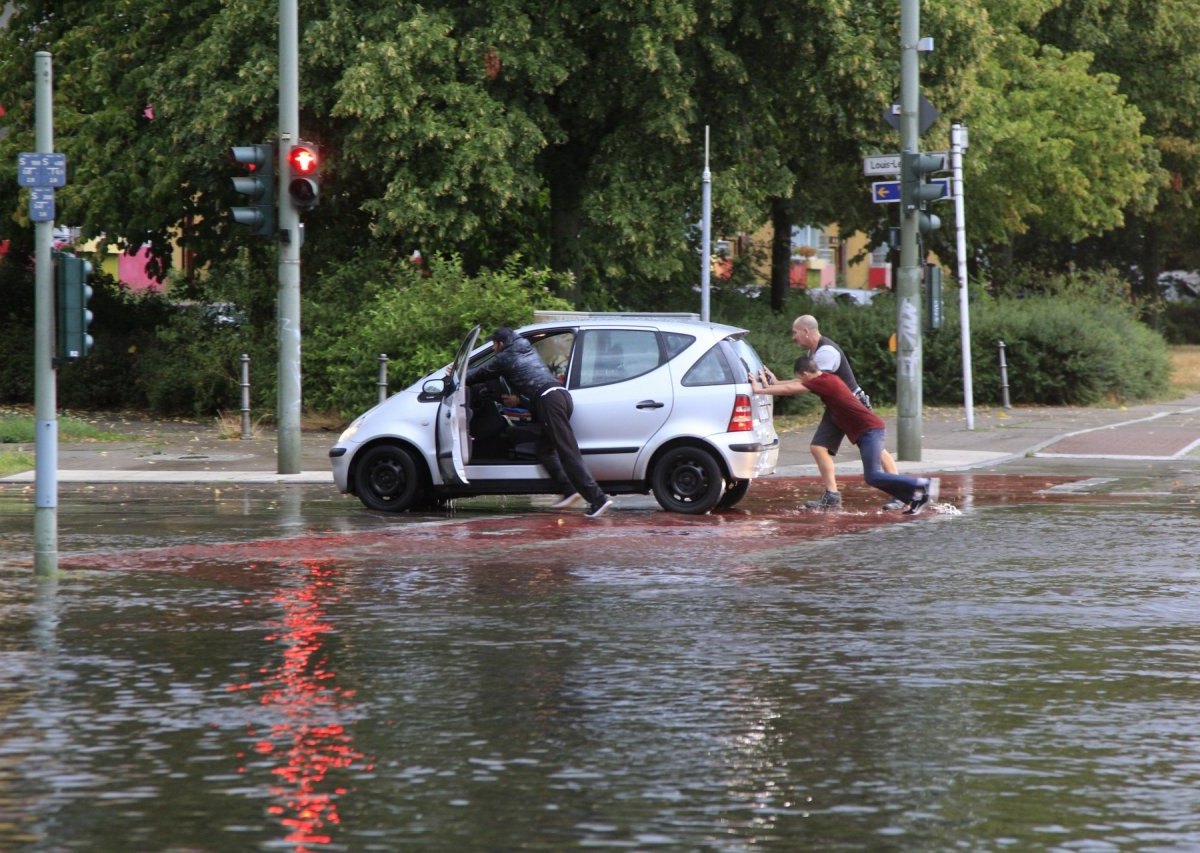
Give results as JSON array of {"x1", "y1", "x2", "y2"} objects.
[{"x1": 804, "y1": 372, "x2": 885, "y2": 444}]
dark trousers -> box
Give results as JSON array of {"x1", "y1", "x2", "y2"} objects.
[{"x1": 533, "y1": 388, "x2": 606, "y2": 505}]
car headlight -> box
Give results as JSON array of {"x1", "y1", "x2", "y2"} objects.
[{"x1": 338, "y1": 421, "x2": 361, "y2": 443}]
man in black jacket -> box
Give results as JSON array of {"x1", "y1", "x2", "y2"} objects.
[{"x1": 466, "y1": 327, "x2": 613, "y2": 517}]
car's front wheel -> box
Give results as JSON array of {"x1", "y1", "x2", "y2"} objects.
[
  {"x1": 651, "y1": 446, "x2": 725, "y2": 514},
  {"x1": 354, "y1": 444, "x2": 425, "y2": 512}
]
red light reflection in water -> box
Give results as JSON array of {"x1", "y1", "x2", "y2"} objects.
[{"x1": 227, "y1": 558, "x2": 369, "y2": 851}]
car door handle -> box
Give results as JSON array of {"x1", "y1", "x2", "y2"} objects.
[{"x1": 636, "y1": 400, "x2": 665, "y2": 409}]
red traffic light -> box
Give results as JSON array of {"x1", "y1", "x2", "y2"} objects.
[{"x1": 288, "y1": 145, "x2": 318, "y2": 175}]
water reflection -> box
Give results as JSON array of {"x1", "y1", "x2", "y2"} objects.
[
  {"x1": 229, "y1": 558, "x2": 366, "y2": 850},
  {"x1": 2, "y1": 479, "x2": 1200, "y2": 849}
]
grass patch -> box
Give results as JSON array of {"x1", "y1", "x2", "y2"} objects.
[
  {"x1": 0, "y1": 411, "x2": 121, "y2": 444},
  {"x1": 1169, "y1": 345, "x2": 1200, "y2": 396},
  {"x1": 0, "y1": 449, "x2": 35, "y2": 477}
]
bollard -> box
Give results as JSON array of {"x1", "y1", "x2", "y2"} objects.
[
  {"x1": 997, "y1": 340, "x2": 1011, "y2": 409},
  {"x1": 378, "y1": 354, "x2": 390, "y2": 404},
  {"x1": 240, "y1": 353, "x2": 252, "y2": 439}
]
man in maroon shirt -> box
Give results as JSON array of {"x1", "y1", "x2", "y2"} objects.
[{"x1": 749, "y1": 357, "x2": 939, "y2": 514}]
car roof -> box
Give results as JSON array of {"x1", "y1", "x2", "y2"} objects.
[{"x1": 520, "y1": 311, "x2": 748, "y2": 337}]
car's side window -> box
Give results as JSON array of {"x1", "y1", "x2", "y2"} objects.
[
  {"x1": 577, "y1": 329, "x2": 662, "y2": 388},
  {"x1": 682, "y1": 344, "x2": 737, "y2": 386},
  {"x1": 531, "y1": 332, "x2": 575, "y2": 384}
]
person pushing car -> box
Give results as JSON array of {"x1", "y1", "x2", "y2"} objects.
[{"x1": 465, "y1": 327, "x2": 614, "y2": 518}]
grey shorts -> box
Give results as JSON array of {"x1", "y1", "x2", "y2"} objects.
[{"x1": 810, "y1": 409, "x2": 846, "y2": 456}]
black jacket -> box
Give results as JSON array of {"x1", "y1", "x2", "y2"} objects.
[{"x1": 465, "y1": 329, "x2": 560, "y2": 399}]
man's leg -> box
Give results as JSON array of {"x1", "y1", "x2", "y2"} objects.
[
  {"x1": 538, "y1": 391, "x2": 607, "y2": 507},
  {"x1": 810, "y1": 444, "x2": 838, "y2": 493},
  {"x1": 882, "y1": 448, "x2": 898, "y2": 475}
]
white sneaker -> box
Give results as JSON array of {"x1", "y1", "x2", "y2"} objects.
[
  {"x1": 585, "y1": 498, "x2": 614, "y2": 518},
  {"x1": 551, "y1": 493, "x2": 583, "y2": 509}
]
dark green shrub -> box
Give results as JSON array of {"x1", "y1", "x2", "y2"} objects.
[{"x1": 303, "y1": 253, "x2": 571, "y2": 417}]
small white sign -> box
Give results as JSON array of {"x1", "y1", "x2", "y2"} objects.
[
  {"x1": 863, "y1": 155, "x2": 902, "y2": 176},
  {"x1": 862, "y1": 150, "x2": 950, "y2": 177}
]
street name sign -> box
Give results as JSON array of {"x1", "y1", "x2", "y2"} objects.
[{"x1": 863, "y1": 150, "x2": 949, "y2": 176}]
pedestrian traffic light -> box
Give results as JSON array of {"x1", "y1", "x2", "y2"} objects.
[
  {"x1": 901, "y1": 150, "x2": 945, "y2": 234},
  {"x1": 287, "y1": 142, "x2": 320, "y2": 211},
  {"x1": 54, "y1": 251, "x2": 95, "y2": 361},
  {"x1": 229, "y1": 143, "x2": 276, "y2": 238}
]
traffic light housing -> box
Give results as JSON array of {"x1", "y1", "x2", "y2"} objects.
[
  {"x1": 287, "y1": 142, "x2": 320, "y2": 211},
  {"x1": 229, "y1": 143, "x2": 276, "y2": 238},
  {"x1": 54, "y1": 251, "x2": 95, "y2": 361},
  {"x1": 901, "y1": 151, "x2": 946, "y2": 234}
]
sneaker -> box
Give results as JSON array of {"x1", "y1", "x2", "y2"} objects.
[
  {"x1": 805, "y1": 490, "x2": 842, "y2": 510},
  {"x1": 551, "y1": 493, "x2": 583, "y2": 509},
  {"x1": 585, "y1": 498, "x2": 614, "y2": 518},
  {"x1": 903, "y1": 478, "x2": 940, "y2": 516},
  {"x1": 881, "y1": 499, "x2": 906, "y2": 511}
]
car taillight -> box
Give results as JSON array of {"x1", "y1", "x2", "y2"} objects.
[{"x1": 728, "y1": 393, "x2": 754, "y2": 432}]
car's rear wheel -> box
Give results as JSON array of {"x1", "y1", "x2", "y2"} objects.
[
  {"x1": 652, "y1": 446, "x2": 725, "y2": 514},
  {"x1": 716, "y1": 478, "x2": 750, "y2": 509},
  {"x1": 354, "y1": 444, "x2": 425, "y2": 512}
]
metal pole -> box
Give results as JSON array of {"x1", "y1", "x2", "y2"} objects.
[
  {"x1": 896, "y1": 0, "x2": 923, "y2": 460},
  {"x1": 951, "y1": 122, "x2": 974, "y2": 430},
  {"x1": 699, "y1": 126, "x2": 712, "y2": 323},
  {"x1": 33, "y1": 52, "x2": 58, "y2": 577},
  {"x1": 377, "y1": 354, "x2": 389, "y2": 404},
  {"x1": 276, "y1": 0, "x2": 302, "y2": 473},
  {"x1": 240, "y1": 353, "x2": 252, "y2": 439},
  {"x1": 997, "y1": 340, "x2": 1011, "y2": 409}
]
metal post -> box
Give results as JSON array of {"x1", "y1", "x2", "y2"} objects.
[
  {"x1": 896, "y1": 0, "x2": 923, "y2": 460},
  {"x1": 699, "y1": 126, "x2": 712, "y2": 323},
  {"x1": 951, "y1": 122, "x2": 974, "y2": 430},
  {"x1": 276, "y1": 0, "x2": 302, "y2": 473},
  {"x1": 997, "y1": 340, "x2": 1011, "y2": 409},
  {"x1": 377, "y1": 354, "x2": 389, "y2": 404},
  {"x1": 240, "y1": 353, "x2": 252, "y2": 439},
  {"x1": 33, "y1": 52, "x2": 58, "y2": 577}
]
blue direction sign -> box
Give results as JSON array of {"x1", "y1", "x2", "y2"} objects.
[
  {"x1": 871, "y1": 178, "x2": 950, "y2": 204},
  {"x1": 872, "y1": 181, "x2": 901, "y2": 203},
  {"x1": 29, "y1": 187, "x2": 56, "y2": 222},
  {"x1": 17, "y1": 152, "x2": 67, "y2": 187}
]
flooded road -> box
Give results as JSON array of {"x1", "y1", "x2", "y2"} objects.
[{"x1": 2, "y1": 471, "x2": 1199, "y2": 850}]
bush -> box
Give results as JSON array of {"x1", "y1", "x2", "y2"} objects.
[
  {"x1": 710, "y1": 274, "x2": 1169, "y2": 408},
  {"x1": 303, "y1": 253, "x2": 571, "y2": 416}
]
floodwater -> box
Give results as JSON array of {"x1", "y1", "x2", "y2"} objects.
[{"x1": 2, "y1": 474, "x2": 1200, "y2": 850}]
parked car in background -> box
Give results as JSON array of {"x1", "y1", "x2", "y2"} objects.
[
  {"x1": 329, "y1": 312, "x2": 780, "y2": 514},
  {"x1": 805, "y1": 287, "x2": 886, "y2": 307}
]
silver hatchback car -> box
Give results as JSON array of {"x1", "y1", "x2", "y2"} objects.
[{"x1": 329, "y1": 312, "x2": 780, "y2": 514}]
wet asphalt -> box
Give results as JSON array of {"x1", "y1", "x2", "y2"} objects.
[{"x1": 1, "y1": 394, "x2": 1198, "y2": 571}]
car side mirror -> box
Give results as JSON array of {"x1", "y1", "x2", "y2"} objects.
[{"x1": 421, "y1": 378, "x2": 448, "y2": 400}]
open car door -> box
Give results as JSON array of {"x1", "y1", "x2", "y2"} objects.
[{"x1": 435, "y1": 324, "x2": 481, "y2": 485}]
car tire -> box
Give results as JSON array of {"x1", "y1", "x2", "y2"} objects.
[
  {"x1": 652, "y1": 446, "x2": 725, "y2": 515},
  {"x1": 354, "y1": 444, "x2": 425, "y2": 512},
  {"x1": 716, "y1": 478, "x2": 750, "y2": 510}
]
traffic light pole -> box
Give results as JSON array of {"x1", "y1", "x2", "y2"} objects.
[
  {"x1": 896, "y1": 0, "x2": 923, "y2": 461},
  {"x1": 32, "y1": 52, "x2": 58, "y2": 576},
  {"x1": 276, "y1": 0, "x2": 302, "y2": 474}
]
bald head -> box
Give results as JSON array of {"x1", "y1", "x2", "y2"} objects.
[{"x1": 791, "y1": 314, "x2": 820, "y2": 349}]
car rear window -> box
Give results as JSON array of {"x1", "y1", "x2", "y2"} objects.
[{"x1": 682, "y1": 344, "x2": 737, "y2": 386}]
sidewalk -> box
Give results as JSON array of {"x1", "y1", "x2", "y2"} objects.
[{"x1": 3, "y1": 394, "x2": 1199, "y2": 485}]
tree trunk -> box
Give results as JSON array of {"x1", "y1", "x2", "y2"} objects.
[
  {"x1": 769, "y1": 197, "x2": 792, "y2": 313},
  {"x1": 547, "y1": 142, "x2": 586, "y2": 307}
]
